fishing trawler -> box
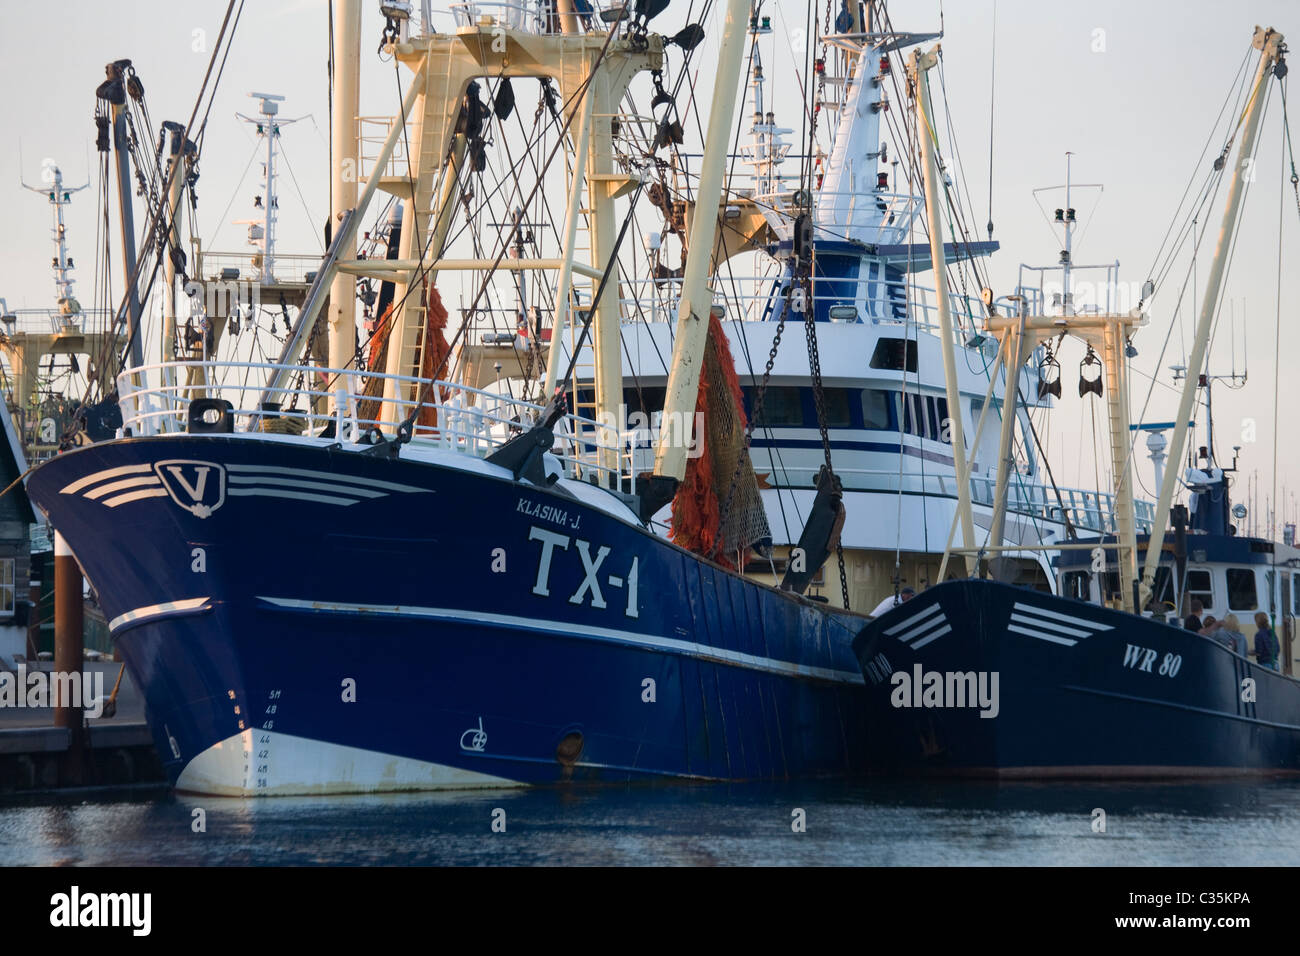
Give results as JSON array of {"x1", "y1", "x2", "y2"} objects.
[
  {"x1": 853, "y1": 25, "x2": 1300, "y2": 777},
  {"x1": 0, "y1": 164, "x2": 121, "y2": 463},
  {"x1": 503, "y1": 2, "x2": 1155, "y2": 611},
  {"x1": 25, "y1": 0, "x2": 892, "y2": 795}
]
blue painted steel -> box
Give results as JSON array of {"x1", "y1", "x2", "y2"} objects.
[
  {"x1": 29, "y1": 437, "x2": 873, "y2": 788},
  {"x1": 852, "y1": 578, "x2": 1300, "y2": 776}
]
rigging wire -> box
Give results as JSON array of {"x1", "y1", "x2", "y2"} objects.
[
  {"x1": 276, "y1": 138, "x2": 326, "y2": 252},
  {"x1": 985, "y1": 0, "x2": 996, "y2": 239},
  {"x1": 101, "y1": 0, "x2": 247, "y2": 400}
]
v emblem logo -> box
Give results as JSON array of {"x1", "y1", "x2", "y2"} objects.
[
  {"x1": 165, "y1": 464, "x2": 210, "y2": 502},
  {"x1": 153, "y1": 460, "x2": 226, "y2": 518}
]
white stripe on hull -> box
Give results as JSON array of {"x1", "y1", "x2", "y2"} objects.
[
  {"x1": 176, "y1": 729, "x2": 524, "y2": 796},
  {"x1": 910, "y1": 624, "x2": 952, "y2": 650},
  {"x1": 1011, "y1": 601, "x2": 1113, "y2": 630},
  {"x1": 109, "y1": 596, "x2": 211, "y2": 633},
  {"x1": 256, "y1": 596, "x2": 866, "y2": 685},
  {"x1": 1007, "y1": 623, "x2": 1078, "y2": 646}
]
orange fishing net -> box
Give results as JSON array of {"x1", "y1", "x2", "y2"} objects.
[
  {"x1": 669, "y1": 311, "x2": 768, "y2": 568},
  {"x1": 415, "y1": 282, "x2": 451, "y2": 431},
  {"x1": 358, "y1": 282, "x2": 451, "y2": 430}
]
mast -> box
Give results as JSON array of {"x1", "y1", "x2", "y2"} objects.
[
  {"x1": 543, "y1": 90, "x2": 594, "y2": 397},
  {"x1": 160, "y1": 122, "x2": 193, "y2": 407},
  {"x1": 980, "y1": 306, "x2": 1145, "y2": 605},
  {"x1": 161, "y1": 127, "x2": 185, "y2": 366},
  {"x1": 20, "y1": 165, "x2": 88, "y2": 315},
  {"x1": 235, "y1": 93, "x2": 302, "y2": 285},
  {"x1": 912, "y1": 46, "x2": 976, "y2": 575},
  {"x1": 286, "y1": 9, "x2": 660, "y2": 436},
  {"x1": 328, "y1": 0, "x2": 362, "y2": 412},
  {"x1": 652, "y1": 0, "x2": 752, "y2": 482},
  {"x1": 97, "y1": 63, "x2": 146, "y2": 372},
  {"x1": 584, "y1": 32, "x2": 631, "y2": 479},
  {"x1": 1103, "y1": 306, "x2": 1140, "y2": 609},
  {"x1": 1139, "y1": 26, "x2": 1285, "y2": 606},
  {"x1": 985, "y1": 303, "x2": 1028, "y2": 571}
]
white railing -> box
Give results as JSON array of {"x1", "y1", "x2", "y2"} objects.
[
  {"x1": 117, "y1": 360, "x2": 632, "y2": 490},
  {"x1": 423, "y1": 1, "x2": 628, "y2": 36},
  {"x1": 200, "y1": 252, "x2": 325, "y2": 286},
  {"x1": 609, "y1": 272, "x2": 989, "y2": 338},
  {"x1": 721, "y1": 458, "x2": 1155, "y2": 536},
  {"x1": 811, "y1": 188, "x2": 924, "y2": 246},
  {"x1": 357, "y1": 115, "x2": 410, "y2": 186},
  {"x1": 0, "y1": 307, "x2": 117, "y2": 337},
  {"x1": 1015, "y1": 261, "x2": 1127, "y2": 318},
  {"x1": 449, "y1": 1, "x2": 554, "y2": 33}
]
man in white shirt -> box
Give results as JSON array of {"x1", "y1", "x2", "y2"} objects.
[{"x1": 870, "y1": 586, "x2": 914, "y2": 617}]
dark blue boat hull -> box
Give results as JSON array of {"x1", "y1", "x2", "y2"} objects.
[
  {"x1": 28, "y1": 436, "x2": 871, "y2": 793},
  {"x1": 852, "y1": 579, "x2": 1300, "y2": 777}
]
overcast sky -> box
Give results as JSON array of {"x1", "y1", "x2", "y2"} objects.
[{"x1": 0, "y1": 0, "x2": 1296, "y2": 533}]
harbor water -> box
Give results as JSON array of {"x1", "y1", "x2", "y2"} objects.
[{"x1": 3, "y1": 778, "x2": 1297, "y2": 866}]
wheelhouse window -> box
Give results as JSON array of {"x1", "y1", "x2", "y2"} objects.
[
  {"x1": 751, "y1": 387, "x2": 804, "y2": 427},
  {"x1": 899, "y1": 393, "x2": 947, "y2": 440},
  {"x1": 934, "y1": 397, "x2": 950, "y2": 443},
  {"x1": 1062, "y1": 570, "x2": 1090, "y2": 601},
  {"x1": 622, "y1": 386, "x2": 665, "y2": 418},
  {"x1": 1185, "y1": 568, "x2": 1214, "y2": 610},
  {"x1": 1226, "y1": 568, "x2": 1259, "y2": 611},
  {"x1": 861, "y1": 390, "x2": 892, "y2": 429},
  {"x1": 1148, "y1": 566, "x2": 1175, "y2": 608},
  {"x1": 869, "y1": 337, "x2": 918, "y2": 372},
  {"x1": 822, "y1": 388, "x2": 852, "y2": 428},
  {"x1": 902, "y1": 394, "x2": 929, "y2": 438},
  {"x1": 0, "y1": 559, "x2": 13, "y2": 614}
]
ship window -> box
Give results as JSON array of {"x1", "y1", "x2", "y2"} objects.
[
  {"x1": 1186, "y1": 568, "x2": 1214, "y2": 610},
  {"x1": 1149, "y1": 566, "x2": 1175, "y2": 608},
  {"x1": 903, "y1": 393, "x2": 928, "y2": 438},
  {"x1": 622, "y1": 386, "x2": 665, "y2": 417},
  {"x1": 1294, "y1": 575, "x2": 1300, "y2": 615},
  {"x1": 0, "y1": 559, "x2": 12, "y2": 614},
  {"x1": 869, "y1": 337, "x2": 918, "y2": 372},
  {"x1": 751, "y1": 387, "x2": 804, "y2": 427},
  {"x1": 861, "y1": 390, "x2": 892, "y2": 429},
  {"x1": 822, "y1": 388, "x2": 852, "y2": 428},
  {"x1": 934, "y1": 397, "x2": 950, "y2": 443},
  {"x1": 1062, "y1": 570, "x2": 1090, "y2": 601},
  {"x1": 1226, "y1": 568, "x2": 1259, "y2": 611}
]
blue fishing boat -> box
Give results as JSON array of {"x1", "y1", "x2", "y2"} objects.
[
  {"x1": 23, "y1": 0, "x2": 899, "y2": 794},
  {"x1": 30, "y1": 423, "x2": 872, "y2": 792},
  {"x1": 852, "y1": 25, "x2": 1300, "y2": 778}
]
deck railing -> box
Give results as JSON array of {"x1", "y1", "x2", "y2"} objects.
[
  {"x1": 117, "y1": 360, "x2": 633, "y2": 490},
  {"x1": 625, "y1": 439, "x2": 1154, "y2": 537}
]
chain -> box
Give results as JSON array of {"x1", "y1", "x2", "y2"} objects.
[{"x1": 801, "y1": 275, "x2": 851, "y2": 609}]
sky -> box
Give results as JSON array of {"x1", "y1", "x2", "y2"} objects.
[{"x1": 0, "y1": 0, "x2": 1297, "y2": 534}]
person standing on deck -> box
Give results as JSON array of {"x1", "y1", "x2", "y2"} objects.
[
  {"x1": 1253, "y1": 612, "x2": 1280, "y2": 670},
  {"x1": 870, "y1": 587, "x2": 914, "y2": 617},
  {"x1": 1216, "y1": 614, "x2": 1247, "y2": 656}
]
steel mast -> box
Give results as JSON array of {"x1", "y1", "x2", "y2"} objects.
[
  {"x1": 912, "y1": 46, "x2": 977, "y2": 576},
  {"x1": 653, "y1": 0, "x2": 752, "y2": 483},
  {"x1": 1139, "y1": 26, "x2": 1286, "y2": 607}
]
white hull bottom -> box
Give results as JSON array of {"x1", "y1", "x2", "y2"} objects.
[{"x1": 175, "y1": 729, "x2": 526, "y2": 796}]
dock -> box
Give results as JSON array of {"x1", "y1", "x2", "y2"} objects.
[{"x1": 0, "y1": 661, "x2": 164, "y2": 793}]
